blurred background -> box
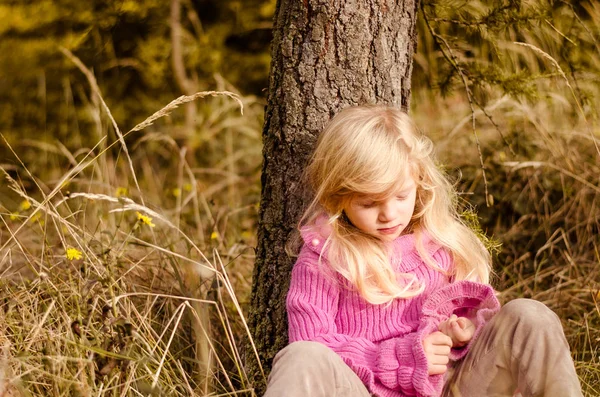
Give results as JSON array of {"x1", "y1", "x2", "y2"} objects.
[{"x1": 0, "y1": 0, "x2": 599, "y2": 396}]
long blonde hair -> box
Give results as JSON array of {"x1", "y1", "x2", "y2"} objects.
[{"x1": 300, "y1": 105, "x2": 492, "y2": 304}]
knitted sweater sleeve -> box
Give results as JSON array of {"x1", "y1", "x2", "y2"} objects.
[
  {"x1": 419, "y1": 279, "x2": 501, "y2": 360},
  {"x1": 287, "y1": 249, "x2": 443, "y2": 397}
]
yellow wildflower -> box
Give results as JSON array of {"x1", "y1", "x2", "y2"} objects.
[
  {"x1": 172, "y1": 188, "x2": 181, "y2": 198},
  {"x1": 116, "y1": 187, "x2": 128, "y2": 197},
  {"x1": 19, "y1": 200, "x2": 31, "y2": 211},
  {"x1": 136, "y1": 211, "x2": 155, "y2": 228},
  {"x1": 9, "y1": 213, "x2": 19, "y2": 221},
  {"x1": 183, "y1": 183, "x2": 192, "y2": 192},
  {"x1": 210, "y1": 231, "x2": 219, "y2": 240},
  {"x1": 30, "y1": 212, "x2": 42, "y2": 224},
  {"x1": 66, "y1": 247, "x2": 83, "y2": 261}
]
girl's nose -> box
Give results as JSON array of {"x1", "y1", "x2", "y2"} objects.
[{"x1": 378, "y1": 200, "x2": 396, "y2": 222}]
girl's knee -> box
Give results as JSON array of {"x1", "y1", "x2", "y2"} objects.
[
  {"x1": 269, "y1": 342, "x2": 345, "y2": 388},
  {"x1": 499, "y1": 299, "x2": 561, "y2": 329},
  {"x1": 268, "y1": 341, "x2": 368, "y2": 397},
  {"x1": 273, "y1": 341, "x2": 336, "y2": 364}
]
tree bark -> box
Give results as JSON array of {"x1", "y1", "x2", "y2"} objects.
[{"x1": 248, "y1": 0, "x2": 420, "y2": 392}]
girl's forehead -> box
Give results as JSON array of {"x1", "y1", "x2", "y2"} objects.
[{"x1": 351, "y1": 177, "x2": 417, "y2": 200}]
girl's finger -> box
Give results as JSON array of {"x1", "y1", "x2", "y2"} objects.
[
  {"x1": 450, "y1": 322, "x2": 465, "y2": 336},
  {"x1": 433, "y1": 336, "x2": 453, "y2": 347},
  {"x1": 427, "y1": 331, "x2": 452, "y2": 346},
  {"x1": 430, "y1": 353, "x2": 450, "y2": 366},
  {"x1": 454, "y1": 330, "x2": 469, "y2": 342},
  {"x1": 427, "y1": 354, "x2": 450, "y2": 375},
  {"x1": 438, "y1": 321, "x2": 449, "y2": 335},
  {"x1": 428, "y1": 364, "x2": 448, "y2": 375},
  {"x1": 452, "y1": 322, "x2": 474, "y2": 343},
  {"x1": 431, "y1": 344, "x2": 451, "y2": 356}
]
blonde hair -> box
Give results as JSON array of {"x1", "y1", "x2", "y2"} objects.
[{"x1": 300, "y1": 105, "x2": 492, "y2": 304}]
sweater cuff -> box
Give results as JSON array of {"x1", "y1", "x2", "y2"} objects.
[
  {"x1": 421, "y1": 281, "x2": 500, "y2": 360},
  {"x1": 375, "y1": 332, "x2": 443, "y2": 395},
  {"x1": 375, "y1": 339, "x2": 402, "y2": 390},
  {"x1": 449, "y1": 298, "x2": 498, "y2": 360}
]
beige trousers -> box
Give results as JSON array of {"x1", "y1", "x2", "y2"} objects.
[{"x1": 263, "y1": 299, "x2": 583, "y2": 397}]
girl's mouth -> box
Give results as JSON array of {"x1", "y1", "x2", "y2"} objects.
[{"x1": 378, "y1": 225, "x2": 400, "y2": 234}]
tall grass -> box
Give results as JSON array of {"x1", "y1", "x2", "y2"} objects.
[
  {"x1": 0, "y1": 50, "x2": 263, "y2": 396},
  {"x1": 1, "y1": 1, "x2": 599, "y2": 395},
  {"x1": 413, "y1": 87, "x2": 600, "y2": 395},
  {"x1": 412, "y1": 2, "x2": 600, "y2": 389}
]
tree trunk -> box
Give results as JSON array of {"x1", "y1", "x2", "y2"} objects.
[{"x1": 248, "y1": 0, "x2": 420, "y2": 392}]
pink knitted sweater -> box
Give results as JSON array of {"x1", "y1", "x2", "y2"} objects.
[{"x1": 286, "y1": 226, "x2": 500, "y2": 397}]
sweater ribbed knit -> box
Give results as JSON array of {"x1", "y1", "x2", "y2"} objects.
[{"x1": 286, "y1": 227, "x2": 500, "y2": 397}]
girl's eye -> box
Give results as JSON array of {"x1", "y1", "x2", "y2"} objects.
[
  {"x1": 359, "y1": 201, "x2": 376, "y2": 208},
  {"x1": 396, "y1": 195, "x2": 407, "y2": 201}
]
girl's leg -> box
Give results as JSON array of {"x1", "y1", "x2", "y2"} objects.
[
  {"x1": 263, "y1": 341, "x2": 371, "y2": 397},
  {"x1": 444, "y1": 299, "x2": 583, "y2": 397}
]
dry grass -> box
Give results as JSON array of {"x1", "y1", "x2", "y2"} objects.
[
  {"x1": 413, "y1": 86, "x2": 600, "y2": 395},
  {"x1": 413, "y1": 4, "x2": 600, "y2": 392},
  {"x1": 0, "y1": 51, "x2": 263, "y2": 396},
  {"x1": 3, "y1": 86, "x2": 599, "y2": 395},
  {"x1": 1, "y1": 9, "x2": 600, "y2": 395}
]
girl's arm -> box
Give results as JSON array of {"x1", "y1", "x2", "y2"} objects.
[{"x1": 287, "y1": 248, "x2": 444, "y2": 397}]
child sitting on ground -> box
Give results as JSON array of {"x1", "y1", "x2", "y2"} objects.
[{"x1": 264, "y1": 105, "x2": 582, "y2": 397}]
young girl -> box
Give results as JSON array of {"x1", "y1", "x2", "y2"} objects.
[{"x1": 263, "y1": 105, "x2": 582, "y2": 397}]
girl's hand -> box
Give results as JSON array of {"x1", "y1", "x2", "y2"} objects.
[
  {"x1": 422, "y1": 331, "x2": 452, "y2": 375},
  {"x1": 439, "y1": 314, "x2": 475, "y2": 348}
]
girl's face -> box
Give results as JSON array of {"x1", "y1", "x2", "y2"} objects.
[{"x1": 344, "y1": 175, "x2": 417, "y2": 242}]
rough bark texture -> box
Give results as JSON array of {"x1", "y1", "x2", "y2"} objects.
[{"x1": 248, "y1": 0, "x2": 420, "y2": 392}]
